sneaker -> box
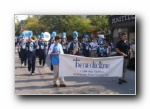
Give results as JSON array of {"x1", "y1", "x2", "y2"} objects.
[
  {"x1": 60, "y1": 84, "x2": 66, "y2": 87},
  {"x1": 122, "y1": 79, "x2": 127, "y2": 83},
  {"x1": 31, "y1": 73, "x2": 35, "y2": 76},
  {"x1": 27, "y1": 71, "x2": 31, "y2": 75},
  {"x1": 53, "y1": 84, "x2": 58, "y2": 87},
  {"x1": 21, "y1": 64, "x2": 24, "y2": 67},
  {"x1": 118, "y1": 79, "x2": 123, "y2": 85}
]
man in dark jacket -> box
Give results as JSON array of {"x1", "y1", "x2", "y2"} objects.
[{"x1": 116, "y1": 33, "x2": 131, "y2": 84}]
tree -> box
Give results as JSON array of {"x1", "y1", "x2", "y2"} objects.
[
  {"x1": 87, "y1": 15, "x2": 109, "y2": 34},
  {"x1": 23, "y1": 17, "x2": 45, "y2": 36},
  {"x1": 39, "y1": 15, "x2": 91, "y2": 39},
  {"x1": 15, "y1": 22, "x2": 19, "y2": 33},
  {"x1": 64, "y1": 15, "x2": 91, "y2": 37}
]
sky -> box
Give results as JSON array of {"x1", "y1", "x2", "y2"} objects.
[{"x1": 15, "y1": 15, "x2": 33, "y2": 22}]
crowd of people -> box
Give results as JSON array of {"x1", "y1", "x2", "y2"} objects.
[{"x1": 15, "y1": 31, "x2": 135, "y2": 86}]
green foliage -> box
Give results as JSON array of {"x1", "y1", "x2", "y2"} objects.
[
  {"x1": 87, "y1": 15, "x2": 109, "y2": 34},
  {"x1": 19, "y1": 15, "x2": 110, "y2": 39},
  {"x1": 23, "y1": 17, "x2": 45, "y2": 35},
  {"x1": 15, "y1": 22, "x2": 19, "y2": 32}
]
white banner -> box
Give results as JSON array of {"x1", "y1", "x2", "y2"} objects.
[{"x1": 59, "y1": 54, "x2": 124, "y2": 77}]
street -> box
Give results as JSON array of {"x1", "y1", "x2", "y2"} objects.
[{"x1": 15, "y1": 53, "x2": 135, "y2": 95}]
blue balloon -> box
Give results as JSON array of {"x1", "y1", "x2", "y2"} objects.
[
  {"x1": 52, "y1": 31, "x2": 57, "y2": 37},
  {"x1": 73, "y1": 31, "x2": 78, "y2": 37},
  {"x1": 62, "y1": 32, "x2": 66, "y2": 37}
]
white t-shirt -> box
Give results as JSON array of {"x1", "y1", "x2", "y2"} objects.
[{"x1": 48, "y1": 43, "x2": 64, "y2": 55}]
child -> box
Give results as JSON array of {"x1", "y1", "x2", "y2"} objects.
[{"x1": 48, "y1": 36, "x2": 66, "y2": 87}]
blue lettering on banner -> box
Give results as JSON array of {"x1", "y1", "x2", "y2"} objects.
[{"x1": 73, "y1": 58, "x2": 110, "y2": 69}]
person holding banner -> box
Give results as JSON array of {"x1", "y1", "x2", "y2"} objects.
[
  {"x1": 26, "y1": 37, "x2": 37, "y2": 75},
  {"x1": 116, "y1": 33, "x2": 131, "y2": 84},
  {"x1": 48, "y1": 36, "x2": 66, "y2": 87}
]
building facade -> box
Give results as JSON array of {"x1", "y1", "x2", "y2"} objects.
[{"x1": 109, "y1": 15, "x2": 135, "y2": 46}]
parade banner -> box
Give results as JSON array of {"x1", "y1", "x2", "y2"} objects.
[{"x1": 59, "y1": 54, "x2": 123, "y2": 77}]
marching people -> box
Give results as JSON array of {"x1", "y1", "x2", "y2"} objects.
[
  {"x1": 61, "y1": 32, "x2": 68, "y2": 54},
  {"x1": 70, "y1": 31, "x2": 81, "y2": 55},
  {"x1": 129, "y1": 38, "x2": 135, "y2": 70},
  {"x1": 67, "y1": 40, "x2": 72, "y2": 54},
  {"x1": 110, "y1": 40, "x2": 115, "y2": 52},
  {"x1": 97, "y1": 42, "x2": 105, "y2": 57},
  {"x1": 19, "y1": 36, "x2": 27, "y2": 67},
  {"x1": 26, "y1": 36, "x2": 37, "y2": 75},
  {"x1": 116, "y1": 33, "x2": 131, "y2": 84},
  {"x1": 89, "y1": 38, "x2": 98, "y2": 57},
  {"x1": 15, "y1": 37, "x2": 20, "y2": 53},
  {"x1": 17, "y1": 36, "x2": 23, "y2": 59},
  {"x1": 48, "y1": 31, "x2": 57, "y2": 71},
  {"x1": 48, "y1": 36, "x2": 66, "y2": 87},
  {"x1": 107, "y1": 42, "x2": 111, "y2": 57},
  {"x1": 82, "y1": 38, "x2": 90, "y2": 57},
  {"x1": 38, "y1": 34, "x2": 47, "y2": 67},
  {"x1": 70, "y1": 37, "x2": 81, "y2": 55},
  {"x1": 48, "y1": 38, "x2": 55, "y2": 71},
  {"x1": 35, "y1": 35, "x2": 41, "y2": 58},
  {"x1": 48, "y1": 38, "x2": 55, "y2": 53}
]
